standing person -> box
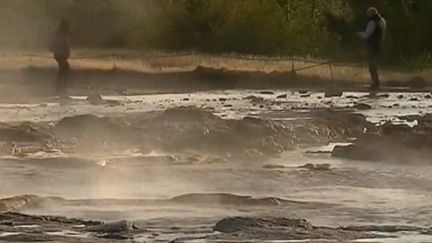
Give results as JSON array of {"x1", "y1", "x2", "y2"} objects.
[
  {"x1": 50, "y1": 19, "x2": 71, "y2": 93},
  {"x1": 357, "y1": 7, "x2": 387, "y2": 90}
]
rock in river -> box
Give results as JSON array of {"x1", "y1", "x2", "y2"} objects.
[
  {"x1": 212, "y1": 217, "x2": 377, "y2": 241},
  {"x1": 87, "y1": 94, "x2": 105, "y2": 105}
]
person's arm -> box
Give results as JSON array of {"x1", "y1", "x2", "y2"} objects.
[
  {"x1": 380, "y1": 19, "x2": 387, "y2": 40},
  {"x1": 357, "y1": 21, "x2": 376, "y2": 39}
]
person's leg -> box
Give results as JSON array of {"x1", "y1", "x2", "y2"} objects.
[
  {"x1": 368, "y1": 49, "x2": 380, "y2": 90},
  {"x1": 60, "y1": 59, "x2": 70, "y2": 81},
  {"x1": 368, "y1": 60, "x2": 380, "y2": 90},
  {"x1": 54, "y1": 56, "x2": 63, "y2": 92},
  {"x1": 55, "y1": 56, "x2": 70, "y2": 93}
]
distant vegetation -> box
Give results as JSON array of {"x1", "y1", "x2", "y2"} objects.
[{"x1": 0, "y1": 0, "x2": 431, "y2": 64}]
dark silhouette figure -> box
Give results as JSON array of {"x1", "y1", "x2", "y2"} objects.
[
  {"x1": 50, "y1": 19, "x2": 71, "y2": 93},
  {"x1": 357, "y1": 7, "x2": 386, "y2": 90}
]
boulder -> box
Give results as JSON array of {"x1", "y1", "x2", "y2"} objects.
[
  {"x1": 354, "y1": 103, "x2": 372, "y2": 110},
  {"x1": 332, "y1": 144, "x2": 383, "y2": 161},
  {"x1": 87, "y1": 94, "x2": 104, "y2": 105},
  {"x1": 0, "y1": 123, "x2": 52, "y2": 142},
  {"x1": 324, "y1": 89, "x2": 343, "y2": 98},
  {"x1": 212, "y1": 217, "x2": 377, "y2": 241},
  {"x1": 244, "y1": 95, "x2": 265, "y2": 103},
  {"x1": 214, "y1": 217, "x2": 313, "y2": 234},
  {"x1": 171, "y1": 193, "x2": 281, "y2": 206},
  {"x1": 263, "y1": 164, "x2": 286, "y2": 169},
  {"x1": 298, "y1": 163, "x2": 332, "y2": 171},
  {"x1": 260, "y1": 91, "x2": 275, "y2": 95},
  {"x1": 87, "y1": 220, "x2": 137, "y2": 234},
  {"x1": 53, "y1": 114, "x2": 130, "y2": 143}
]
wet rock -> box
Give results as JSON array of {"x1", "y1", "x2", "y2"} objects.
[
  {"x1": 0, "y1": 233, "x2": 69, "y2": 242},
  {"x1": 45, "y1": 107, "x2": 372, "y2": 160},
  {"x1": 106, "y1": 100, "x2": 122, "y2": 106},
  {"x1": 0, "y1": 195, "x2": 40, "y2": 212},
  {"x1": 260, "y1": 91, "x2": 274, "y2": 95},
  {"x1": 158, "y1": 107, "x2": 221, "y2": 123},
  {"x1": 171, "y1": 193, "x2": 282, "y2": 206},
  {"x1": 332, "y1": 116, "x2": 432, "y2": 162},
  {"x1": 324, "y1": 89, "x2": 343, "y2": 97},
  {"x1": 53, "y1": 115, "x2": 132, "y2": 149},
  {"x1": 262, "y1": 164, "x2": 286, "y2": 169},
  {"x1": 98, "y1": 234, "x2": 132, "y2": 240},
  {"x1": 214, "y1": 217, "x2": 313, "y2": 234},
  {"x1": 406, "y1": 76, "x2": 427, "y2": 88},
  {"x1": 0, "y1": 195, "x2": 65, "y2": 212},
  {"x1": 354, "y1": 103, "x2": 372, "y2": 110},
  {"x1": 0, "y1": 211, "x2": 105, "y2": 242},
  {"x1": 298, "y1": 163, "x2": 332, "y2": 171},
  {"x1": 342, "y1": 225, "x2": 425, "y2": 233},
  {"x1": 377, "y1": 93, "x2": 390, "y2": 98},
  {"x1": 0, "y1": 212, "x2": 102, "y2": 226},
  {"x1": 381, "y1": 122, "x2": 412, "y2": 135},
  {"x1": 54, "y1": 115, "x2": 128, "y2": 137},
  {"x1": 276, "y1": 94, "x2": 287, "y2": 99},
  {"x1": 117, "y1": 88, "x2": 128, "y2": 95},
  {"x1": 87, "y1": 220, "x2": 138, "y2": 234},
  {"x1": 87, "y1": 94, "x2": 104, "y2": 105},
  {"x1": 212, "y1": 217, "x2": 376, "y2": 241},
  {"x1": 398, "y1": 115, "x2": 419, "y2": 122},
  {"x1": 1, "y1": 221, "x2": 14, "y2": 226},
  {"x1": 332, "y1": 144, "x2": 382, "y2": 161},
  {"x1": 0, "y1": 123, "x2": 52, "y2": 143},
  {"x1": 244, "y1": 95, "x2": 264, "y2": 103}
]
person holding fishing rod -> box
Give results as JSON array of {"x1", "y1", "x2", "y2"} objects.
[{"x1": 357, "y1": 7, "x2": 387, "y2": 91}]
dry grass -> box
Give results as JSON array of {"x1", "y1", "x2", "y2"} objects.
[{"x1": 0, "y1": 49, "x2": 429, "y2": 84}]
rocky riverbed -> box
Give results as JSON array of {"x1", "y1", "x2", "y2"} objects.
[{"x1": 1, "y1": 89, "x2": 432, "y2": 242}]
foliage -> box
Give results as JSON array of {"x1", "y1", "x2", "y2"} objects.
[{"x1": 0, "y1": 0, "x2": 430, "y2": 63}]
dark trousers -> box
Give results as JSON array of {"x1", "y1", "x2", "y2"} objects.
[
  {"x1": 368, "y1": 47, "x2": 382, "y2": 89},
  {"x1": 54, "y1": 54, "x2": 70, "y2": 93}
]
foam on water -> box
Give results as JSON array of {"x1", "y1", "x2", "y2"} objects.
[
  {"x1": 46, "y1": 230, "x2": 90, "y2": 238},
  {"x1": 354, "y1": 232, "x2": 432, "y2": 243},
  {"x1": 0, "y1": 232, "x2": 21, "y2": 237}
]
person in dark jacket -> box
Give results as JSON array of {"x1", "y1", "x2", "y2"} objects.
[
  {"x1": 357, "y1": 7, "x2": 387, "y2": 90},
  {"x1": 50, "y1": 19, "x2": 71, "y2": 93}
]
